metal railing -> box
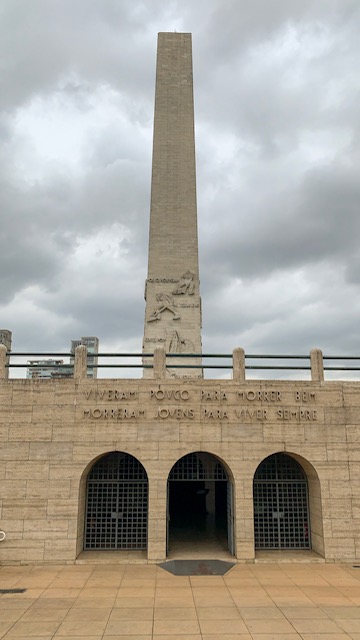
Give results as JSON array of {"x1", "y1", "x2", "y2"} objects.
[{"x1": 2, "y1": 349, "x2": 360, "y2": 380}]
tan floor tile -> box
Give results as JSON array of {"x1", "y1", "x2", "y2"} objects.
[
  {"x1": 152, "y1": 636, "x2": 200, "y2": 640},
  {"x1": 155, "y1": 575, "x2": 190, "y2": 586},
  {"x1": 336, "y1": 619, "x2": 360, "y2": 632},
  {"x1": 18, "y1": 608, "x2": 69, "y2": 623},
  {"x1": 153, "y1": 596, "x2": 195, "y2": 607},
  {"x1": 196, "y1": 606, "x2": 242, "y2": 619},
  {"x1": 190, "y1": 576, "x2": 226, "y2": 585},
  {"x1": 291, "y1": 618, "x2": 346, "y2": 633},
  {"x1": 153, "y1": 619, "x2": 200, "y2": 634},
  {"x1": 0, "y1": 610, "x2": 24, "y2": 622},
  {"x1": 280, "y1": 606, "x2": 329, "y2": 619},
  {"x1": 0, "y1": 621, "x2": 15, "y2": 636},
  {"x1": 30, "y1": 598, "x2": 75, "y2": 609},
  {"x1": 113, "y1": 597, "x2": 154, "y2": 608},
  {"x1": 50, "y1": 576, "x2": 90, "y2": 588},
  {"x1": 117, "y1": 588, "x2": 155, "y2": 597},
  {"x1": 40, "y1": 588, "x2": 81, "y2": 599},
  {"x1": 103, "y1": 636, "x2": 152, "y2": 640},
  {"x1": 109, "y1": 608, "x2": 154, "y2": 620},
  {"x1": 62, "y1": 608, "x2": 111, "y2": 622},
  {"x1": 269, "y1": 594, "x2": 316, "y2": 606},
  {"x1": 245, "y1": 619, "x2": 298, "y2": 634},
  {"x1": 78, "y1": 587, "x2": 118, "y2": 598},
  {"x1": 2, "y1": 637, "x2": 56, "y2": 640},
  {"x1": 0, "y1": 599, "x2": 35, "y2": 609},
  {"x1": 250, "y1": 635, "x2": 301, "y2": 640},
  {"x1": 302, "y1": 586, "x2": 354, "y2": 606},
  {"x1": 55, "y1": 619, "x2": 107, "y2": 636},
  {"x1": 52, "y1": 637, "x2": 102, "y2": 640},
  {"x1": 119, "y1": 579, "x2": 156, "y2": 588},
  {"x1": 323, "y1": 607, "x2": 360, "y2": 619},
  {"x1": 2, "y1": 589, "x2": 45, "y2": 600},
  {"x1": 231, "y1": 595, "x2": 275, "y2": 606},
  {"x1": 299, "y1": 635, "x2": 350, "y2": 640},
  {"x1": 4, "y1": 620, "x2": 61, "y2": 636},
  {"x1": 154, "y1": 607, "x2": 197, "y2": 619},
  {"x1": 104, "y1": 619, "x2": 153, "y2": 635},
  {"x1": 201, "y1": 635, "x2": 252, "y2": 640},
  {"x1": 239, "y1": 607, "x2": 286, "y2": 620},
  {"x1": 85, "y1": 576, "x2": 123, "y2": 587},
  {"x1": 72, "y1": 597, "x2": 115, "y2": 608},
  {"x1": 155, "y1": 586, "x2": 193, "y2": 596},
  {"x1": 199, "y1": 618, "x2": 249, "y2": 634}
]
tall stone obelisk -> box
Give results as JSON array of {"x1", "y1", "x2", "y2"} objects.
[{"x1": 143, "y1": 33, "x2": 202, "y2": 378}]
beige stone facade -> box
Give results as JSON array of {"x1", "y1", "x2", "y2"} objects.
[{"x1": 0, "y1": 345, "x2": 359, "y2": 565}]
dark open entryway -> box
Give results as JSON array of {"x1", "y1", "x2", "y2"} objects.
[{"x1": 167, "y1": 452, "x2": 234, "y2": 557}]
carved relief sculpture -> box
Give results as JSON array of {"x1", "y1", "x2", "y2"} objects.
[
  {"x1": 147, "y1": 293, "x2": 180, "y2": 322},
  {"x1": 168, "y1": 330, "x2": 194, "y2": 353},
  {"x1": 172, "y1": 270, "x2": 195, "y2": 295}
]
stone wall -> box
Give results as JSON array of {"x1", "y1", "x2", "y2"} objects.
[{"x1": 0, "y1": 346, "x2": 359, "y2": 565}]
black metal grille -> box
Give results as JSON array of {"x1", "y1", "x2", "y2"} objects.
[
  {"x1": 85, "y1": 452, "x2": 148, "y2": 550},
  {"x1": 254, "y1": 454, "x2": 310, "y2": 550},
  {"x1": 169, "y1": 453, "x2": 227, "y2": 481}
]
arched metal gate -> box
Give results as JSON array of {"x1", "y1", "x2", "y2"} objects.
[
  {"x1": 253, "y1": 453, "x2": 310, "y2": 550},
  {"x1": 85, "y1": 452, "x2": 148, "y2": 550}
]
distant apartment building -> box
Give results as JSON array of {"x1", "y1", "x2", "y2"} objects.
[
  {"x1": 26, "y1": 359, "x2": 71, "y2": 379},
  {"x1": 27, "y1": 336, "x2": 99, "y2": 379}
]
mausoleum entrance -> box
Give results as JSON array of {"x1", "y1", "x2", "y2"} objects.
[
  {"x1": 84, "y1": 452, "x2": 148, "y2": 551},
  {"x1": 167, "y1": 452, "x2": 235, "y2": 557},
  {"x1": 254, "y1": 453, "x2": 311, "y2": 550}
]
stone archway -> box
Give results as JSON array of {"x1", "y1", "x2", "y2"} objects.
[
  {"x1": 83, "y1": 451, "x2": 148, "y2": 551},
  {"x1": 167, "y1": 452, "x2": 235, "y2": 557},
  {"x1": 253, "y1": 452, "x2": 324, "y2": 555}
]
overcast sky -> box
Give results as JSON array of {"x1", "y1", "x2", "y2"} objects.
[{"x1": 1, "y1": 0, "x2": 360, "y2": 377}]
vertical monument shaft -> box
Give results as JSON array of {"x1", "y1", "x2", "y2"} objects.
[{"x1": 143, "y1": 33, "x2": 202, "y2": 378}]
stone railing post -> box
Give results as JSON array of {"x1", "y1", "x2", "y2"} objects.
[
  {"x1": 74, "y1": 345, "x2": 88, "y2": 380},
  {"x1": 310, "y1": 348, "x2": 324, "y2": 382},
  {"x1": 0, "y1": 344, "x2": 7, "y2": 380},
  {"x1": 233, "y1": 347, "x2": 245, "y2": 381},
  {"x1": 153, "y1": 346, "x2": 166, "y2": 379}
]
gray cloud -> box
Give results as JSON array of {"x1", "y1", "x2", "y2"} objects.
[{"x1": 1, "y1": 0, "x2": 360, "y2": 370}]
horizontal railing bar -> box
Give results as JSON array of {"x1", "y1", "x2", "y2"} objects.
[
  {"x1": 6, "y1": 352, "x2": 360, "y2": 360},
  {"x1": 323, "y1": 356, "x2": 360, "y2": 360},
  {"x1": 8, "y1": 364, "x2": 153, "y2": 369},
  {"x1": 324, "y1": 366, "x2": 360, "y2": 371}
]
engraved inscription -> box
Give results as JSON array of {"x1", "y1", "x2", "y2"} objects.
[
  {"x1": 84, "y1": 408, "x2": 145, "y2": 419},
  {"x1": 295, "y1": 391, "x2": 316, "y2": 402},
  {"x1": 235, "y1": 409, "x2": 268, "y2": 421},
  {"x1": 277, "y1": 408, "x2": 317, "y2": 421},
  {"x1": 201, "y1": 390, "x2": 228, "y2": 401},
  {"x1": 150, "y1": 389, "x2": 190, "y2": 401},
  {"x1": 237, "y1": 390, "x2": 282, "y2": 402},
  {"x1": 155, "y1": 407, "x2": 194, "y2": 419},
  {"x1": 84, "y1": 389, "x2": 137, "y2": 401},
  {"x1": 202, "y1": 409, "x2": 229, "y2": 420}
]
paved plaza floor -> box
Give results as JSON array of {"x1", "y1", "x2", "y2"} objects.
[{"x1": 2, "y1": 561, "x2": 360, "y2": 639}]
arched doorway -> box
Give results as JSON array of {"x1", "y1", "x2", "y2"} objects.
[
  {"x1": 253, "y1": 453, "x2": 310, "y2": 550},
  {"x1": 84, "y1": 452, "x2": 148, "y2": 550},
  {"x1": 167, "y1": 452, "x2": 234, "y2": 556}
]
